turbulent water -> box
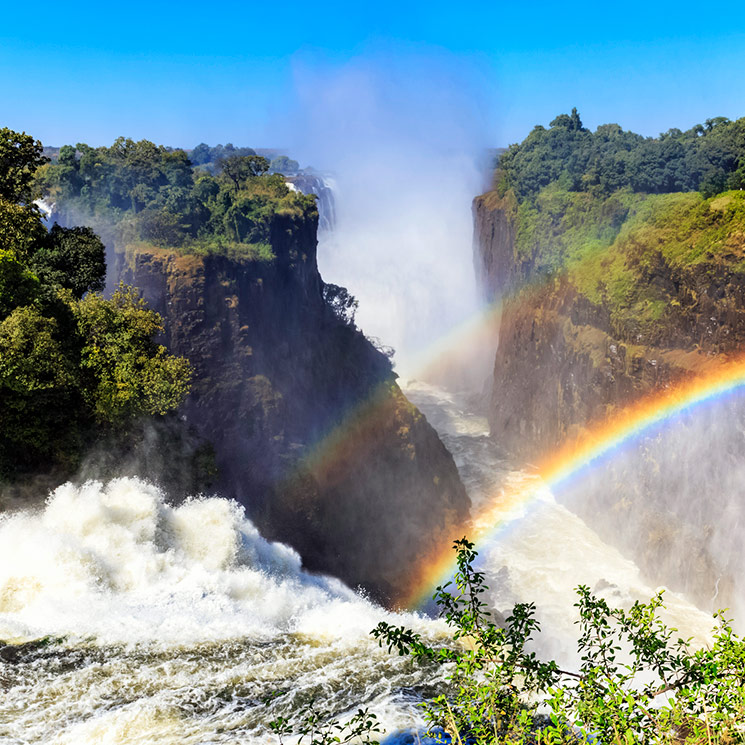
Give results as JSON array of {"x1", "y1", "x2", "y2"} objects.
[
  {"x1": 0, "y1": 479, "x2": 449, "y2": 744},
  {"x1": 0, "y1": 386, "x2": 719, "y2": 744},
  {"x1": 405, "y1": 382, "x2": 718, "y2": 661}
]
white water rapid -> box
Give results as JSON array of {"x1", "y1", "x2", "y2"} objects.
[
  {"x1": 0, "y1": 478, "x2": 450, "y2": 744},
  {"x1": 0, "y1": 397, "x2": 718, "y2": 743}
]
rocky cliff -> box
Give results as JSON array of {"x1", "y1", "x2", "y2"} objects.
[
  {"x1": 474, "y1": 190, "x2": 745, "y2": 461},
  {"x1": 474, "y1": 188, "x2": 745, "y2": 610},
  {"x1": 116, "y1": 209, "x2": 469, "y2": 604}
]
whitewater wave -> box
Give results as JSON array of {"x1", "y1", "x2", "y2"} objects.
[
  {"x1": 0, "y1": 477, "x2": 450, "y2": 744},
  {"x1": 0, "y1": 477, "x2": 430, "y2": 647}
]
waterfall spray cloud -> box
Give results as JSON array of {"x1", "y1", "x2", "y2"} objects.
[
  {"x1": 280, "y1": 48, "x2": 495, "y2": 382},
  {"x1": 404, "y1": 355, "x2": 745, "y2": 611}
]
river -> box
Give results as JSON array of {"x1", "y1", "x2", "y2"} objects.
[{"x1": 0, "y1": 383, "x2": 715, "y2": 744}]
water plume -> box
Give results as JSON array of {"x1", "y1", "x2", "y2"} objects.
[{"x1": 280, "y1": 47, "x2": 495, "y2": 386}]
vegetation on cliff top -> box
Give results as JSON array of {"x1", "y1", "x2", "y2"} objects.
[
  {"x1": 36, "y1": 137, "x2": 317, "y2": 259},
  {"x1": 0, "y1": 127, "x2": 192, "y2": 478},
  {"x1": 497, "y1": 108, "x2": 745, "y2": 200},
  {"x1": 490, "y1": 110, "x2": 745, "y2": 340}
]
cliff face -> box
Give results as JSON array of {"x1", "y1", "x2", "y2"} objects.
[
  {"x1": 473, "y1": 189, "x2": 745, "y2": 610},
  {"x1": 474, "y1": 191, "x2": 745, "y2": 461},
  {"x1": 116, "y1": 210, "x2": 469, "y2": 604}
]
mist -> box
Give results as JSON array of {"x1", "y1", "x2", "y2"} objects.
[
  {"x1": 280, "y1": 50, "x2": 495, "y2": 386},
  {"x1": 554, "y1": 392, "x2": 745, "y2": 629}
]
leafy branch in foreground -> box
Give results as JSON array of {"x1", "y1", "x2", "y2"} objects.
[
  {"x1": 266, "y1": 696, "x2": 380, "y2": 745},
  {"x1": 373, "y1": 538, "x2": 745, "y2": 744}
]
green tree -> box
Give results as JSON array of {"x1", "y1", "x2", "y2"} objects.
[
  {"x1": 0, "y1": 128, "x2": 48, "y2": 203},
  {"x1": 0, "y1": 306, "x2": 83, "y2": 473},
  {"x1": 0, "y1": 249, "x2": 40, "y2": 318},
  {"x1": 219, "y1": 154, "x2": 270, "y2": 191},
  {"x1": 269, "y1": 155, "x2": 300, "y2": 174},
  {"x1": 30, "y1": 224, "x2": 106, "y2": 299},
  {"x1": 0, "y1": 199, "x2": 48, "y2": 259},
  {"x1": 372, "y1": 539, "x2": 745, "y2": 744},
  {"x1": 72, "y1": 284, "x2": 192, "y2": 424}
]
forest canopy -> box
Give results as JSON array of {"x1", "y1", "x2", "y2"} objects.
[
  {"x1": 496, "y1": 109, "x2": 745, "y2": 200},
  {"x1": 0, "y1": 127, "x2": 192, "y2": 478},
  {"x1": 36, "y1": 138, "x2": 317, "y2": 257}
]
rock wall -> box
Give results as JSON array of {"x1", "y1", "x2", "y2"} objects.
[
  {"x1": 116, "y1": 210, "x2": 469, "y2": 604},
  {"x1": 473, "y1": 191, "x2": 745, "y2": 462},
  {"x1": 473, "y1": 190, "x2": 745, "y2": 611}
]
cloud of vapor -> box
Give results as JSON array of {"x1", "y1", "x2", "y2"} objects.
[
  {"x1": 557, "y1": 392, "x2": 745, "y2": 630},
  {"x1": 281, "y1": 48, "x2": 496, "y2": 386}
]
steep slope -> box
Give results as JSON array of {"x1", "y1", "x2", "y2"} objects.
[
  {"x1": 474, "y1": 186, "x2": 745, "y2": 610},
  {"x1": 475, "y1": 189, "x2": 745, "y2": 459},
  {"x1": 117, "y1": 209, "x2": 469, "y2": 604}
]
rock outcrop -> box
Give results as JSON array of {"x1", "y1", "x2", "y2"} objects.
[
  {"x1": 116, "y1": 209, "x2": 469, "y2": 604},
  {"x1": 473, "y1": 189, "x2": 745, "y2": 612},
  {"x1": 474, "y1": 191, "x2": 745, "y2": 462}
]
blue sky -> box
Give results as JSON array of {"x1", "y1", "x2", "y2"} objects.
[{"x1": 2, "y1": 1, "x2": 744, "y2": 149}]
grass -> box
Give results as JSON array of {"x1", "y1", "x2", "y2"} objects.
[
  {"x1": 127, "y1": 239, "x2": 275, "y2": 262},
  {"x1": 504, "y1": 186, "x2": 745, "y2": 340}
]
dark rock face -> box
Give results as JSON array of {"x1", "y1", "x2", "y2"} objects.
[
  {"x1": 473, "y1": 191, "x2": 745, "y2": 613},
  {"x1": 116, "y1": 211, "x2": 469, "y2": 605},
  {"x1": 473, "y1": 193, "x2": 745, "y2": 462}
]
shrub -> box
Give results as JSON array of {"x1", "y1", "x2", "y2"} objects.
[{"x1": 369, "y1": 538, "x2": 745, "y2": 744}]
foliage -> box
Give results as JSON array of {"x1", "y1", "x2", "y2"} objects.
[
  {"x1": 0, "y1": 249, "x2": 40, "y2": 317},
  {"x1": 322, "y1": 283, "x2": 358, "y2": 326},
  {"x1": 39, "y1": 138, "x2": 315, "y2": 256},
  {"x1": 0, "y1": 127, "x2": 48, "y2": 203},
  {"x1": 72, "y1": 284, "x2": 192, "y2": 424},
  {"x1": 497, "y1": 110, "x2": 745, "y2": 200},
  {"x1": 189, "y1": 142, "x2": 257, "y2": 168},
  {"x1": 219, "y1": 154, "x2": 270, "y2": 191},
  {"x1": 502, "y1": 183, "x2": 745, "y2": 341},
  {"x1": 370, "y1": 538, "x2": 745, "y2": 744},
  {"x1": 268, "y1": 700, "x2": 381, "y2": 745},
  {"x1": 0, "y1": 127, "x2": 192, "y2": 478},
  {"x1": 29, "y1": 224, "x2": 105, "y2": 299},
  {"x1": 0, "y1": 306, "x2": 83, "y2": 472},
  {"x1": 0, "y1": 198, "x2": 48, "y2": 260},
  {"x1": 269, "y1": 155, "x2": 300, "y2": 174}
]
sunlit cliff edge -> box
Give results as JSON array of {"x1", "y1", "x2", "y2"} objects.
[{"x1": 474, "y1": 112, "x2": 745, "y2": 610}]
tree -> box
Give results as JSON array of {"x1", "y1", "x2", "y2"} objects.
[
  {"x1": 72, "y1": 284, "x2": 192, "y2": 424},
  {"x1": 0, "y1": 305, "x2": 83, "y2": 474},
  {"x1": 219, "y1": 154, "x2": 270, "y2": 191},
  {"x1": 372, "y1": 538, "x2": 745, "y2": 744},
  {"x1": 323, "y1": 283, "x2": 358, "y2": 326},
  {"x1": 269, "y1": 155, "x2": 300, "y2": 175},
  {"x1": 0, "y1": 198, "x2": 48, "y2": 259},
  {"x1": 0, "y1": 249, "x2": 40, "y2": 318},
  {"x1": 0, "y1": 128, "x2": 48, "y2": 203},
  {"x1": 30, "y1": 224, "x2": 106, "y2": 299}
]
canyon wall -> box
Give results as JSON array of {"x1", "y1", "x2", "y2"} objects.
[
  {"x1": 474, "y1": 189, "x2": 745, "y2": 610},
  {"x1": 116, "y1": 209, "x2": 469, "y2": 604}
]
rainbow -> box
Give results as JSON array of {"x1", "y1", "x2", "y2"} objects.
[{"x1": 402, "y1": 354, "x2": 745, "y2": 609}]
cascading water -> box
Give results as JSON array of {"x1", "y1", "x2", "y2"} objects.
[
  {"x1": 0, "y1": 403, "x2": 721, "y2": 743},
  {"x1": 286, "y1": 172, "x2": 337, "y2": 232},
  {"x1": 2, "y1": 68, "x2": 732, "y2": 740},
  {"x1": 404, "y1": 383, "x2": 718, "y2": 664},
  {"x1": 0, "y1": 478, "x2": 450, "y2": 743}
]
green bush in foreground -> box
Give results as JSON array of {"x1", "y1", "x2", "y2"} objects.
[
  {"x1": 371, "y1": 538, "x2": 745, "y2": 744},
  {"x1": 273, "y1": 539, "x2": 745, "y2": 743}
]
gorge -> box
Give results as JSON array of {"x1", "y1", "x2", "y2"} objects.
[{"x1": 3, "y1": 107, "x2": 745, "y2": 742}]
